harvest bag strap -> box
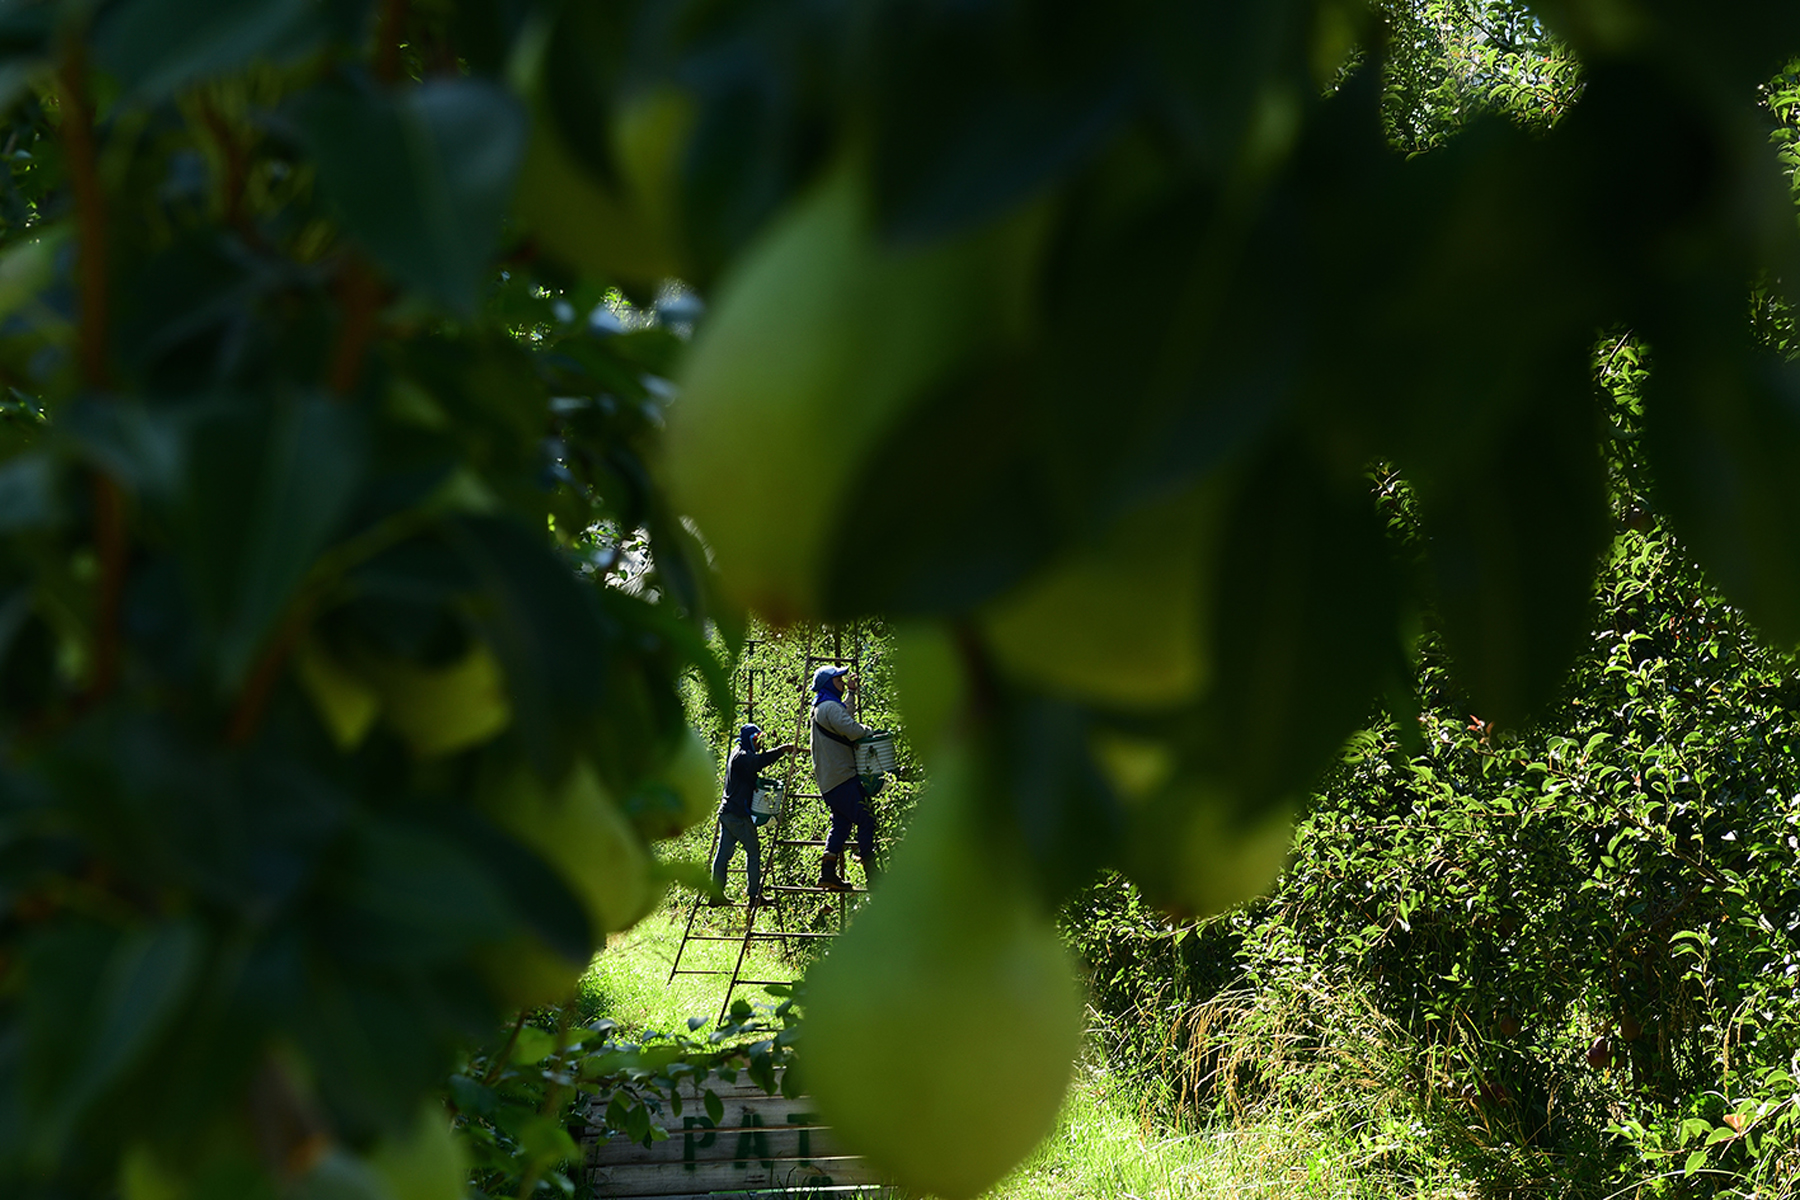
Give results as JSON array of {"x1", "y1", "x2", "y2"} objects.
[{"x1": 812, "y1": 706, "x2": 858, "y2": 748}]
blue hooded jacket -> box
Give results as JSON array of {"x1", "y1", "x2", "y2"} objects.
[
  {"x1": 722, "y1": 724, "x2": 785, "y2": 817},
  {"x1": 812, "y1": 665, "x2": 848, "y2": 710}
]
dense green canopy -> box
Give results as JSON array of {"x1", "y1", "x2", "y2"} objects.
[{"x1": 0, "y1": 1, "x2": 1796, "y2": 1196}]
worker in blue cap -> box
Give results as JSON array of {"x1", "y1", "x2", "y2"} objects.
[
  {"x1": 710, "y1": 723, "x2": 796, "y2": 906},
  {"x1": 810, "y1": 664, "x2": 876, "y2": 891}
]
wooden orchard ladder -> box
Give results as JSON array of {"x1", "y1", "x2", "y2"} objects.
[{"x1": 665, "y1": 625, "x2": 875, "y2": 1025}]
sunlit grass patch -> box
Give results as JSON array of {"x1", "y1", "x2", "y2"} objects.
[
  {"x1": 577, "y1": 907, "x2": 798, "y2": 1035},
  {"x1": 985, "y1": 1064, "x2": 1476, "y2": 1200}
]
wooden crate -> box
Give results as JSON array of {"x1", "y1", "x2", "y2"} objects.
[{"x1": 584, "y1": 1072, "x2": 891, "y2": 1199}]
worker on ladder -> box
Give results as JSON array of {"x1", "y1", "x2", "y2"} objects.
[
  {"x1": 710, "y1": 724, "x2": 796, "y2": 907},
  {"x1": 810, "y1": 665, "x2": 876, "y2": 892}
]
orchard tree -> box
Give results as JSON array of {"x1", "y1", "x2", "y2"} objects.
[
  {"x1": 1, "y1": 1, "x2": 1799, "y2": 1199},
  {"x1": 663, "y1": 4, "x2": 1800, "y2": 1191},
  {"x1": 0, "y1": 1, "x2": 732, "y2": 1196}
]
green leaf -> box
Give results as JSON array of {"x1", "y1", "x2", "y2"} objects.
[
  {"x1": 1201, "y1": 447, "x2": 1406, "y2": 802},
  {"x1": 583, "y1": 1050, "x2": 633, "y2": 1079},
  {"x1": 703, "y1": 1088, "x2": 724, "y2": 1125},
  {"x1": 24, "y1": 921, "x2": 204, "y2": 1164},
  {"x1": 448, "y1": 1074, "x2": 498, "y2": 1119},
  {"x1": 1413, "y1": 364, "x2": 1609, "y2": 726},
  {"x1": 822, "y1": 355, "x2": 1061, "y2": 617},
  {"x1": 60, "y1": 398, "x2": 187, "y2": 499},
  {"x1": 626, "y1": 1102, "x2": 651, "y2": 1145},
  {"x1": 138, "y1": 397, "x2": 331, "y2": 687},
  {"x1": 861, "y1": 0, "x2": 1130, "y2": 241},
  {"x1": 0, "y1": 230, "x2": 66, "y2": 322},
  {"x1": 637, "y1": 1045, "x2": 683, "y2": 1072},
  {"x1": 95, "y1": 0, "x2": 324, "y2": 105},
  {"x1": 510, "y1": 1027, "x2": 558, "y2": 1065},
  {"x1": 444, "y1": 807, "x2": 593, "y2": 965},
  {"x1": 298, "y1": 80, "x2": 527, "y2": 315},
  {"x1": 0, "y1": 453, "x2": 57, "y2": 533},
  {"x1": 334, "y1": 819, "x2": 518, "y2": 966},
  {"x1": 1033, "y1": 176, "x2": 1292, "y2": 517},
  {"x1": 514, "y1": 1112, "x2": 581, "y2": 1164},
  {"x1": 1645, "y1": 345, "x2": 1800, "y2": 646},
  {"x1": 293, "y1": 1149, "x2": 390, "y2": 1200},
  {"x1": 999, "y1": 696, "x2": 1120, "y2": 898},
  {"x1": 212, "y1": 395, "x2": 369, "y2": 689},
  {"x1": 448, "y1": 516, "x2": 619, "y2": 780}
]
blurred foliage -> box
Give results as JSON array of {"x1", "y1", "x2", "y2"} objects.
[
  {"x1": 1066, "y1": 338, "x2": 1800, "y2": 1196},
  {"x1": 452, "y1": 1000, "x2": 799, "y2": 1200},
  {"x1": 0, "y1": 2, "x2": 735, "y2": 1196},
  {"x1": 0, "y1": 0, "x2": 1798, "y2": 1197}
]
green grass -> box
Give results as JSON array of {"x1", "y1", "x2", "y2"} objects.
[
  {"x1": 576, "y1": 904, "x2": 803, "y2": 1035},
  {"x1": 578, "y1": 905, "x2": 1481, "y2": 1199},
  {"x1": 982, "y1": 1065, "x2": 1475, "y2": 1200}
]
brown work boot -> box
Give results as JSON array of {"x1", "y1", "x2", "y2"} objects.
[{"x1": 818, "y1": 853, "x2": 852, "y2": 892}]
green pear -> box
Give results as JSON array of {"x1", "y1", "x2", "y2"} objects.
[
  {"x1": 663, "y1": 726, "x2": 720, "y2": 833},
  {"x1": 1116, "y1": 773, "x2": 1295, "y2": 920},
  {"x1": 631, "y1": 726, "x2": 722, "y2": 840},
  {"x1": 1093, "y1": 732, "x2": 1292, "y2": 918},
  {"x1": 979, "y1": 477, "x2": 1231, "y2": 710},
  {"x1": 294, "y1": 638, "x2": 381, "y2": 751},
  {"x1": 475, "y1": 935, "x2": 589, "y2": 1010},
  {"x1": 488, "y1": 759, "x2": 655, "y2": 939},
  {"x1": 512, "y1": 89, "x2": 681, "y2": 284},
  {"x1": 803, "y1": 748, "x2": 1083, "y2": 1199},
  {"x1": 665, "y1": 161, "x2": 1045, "y2": 621},
  {"x1": 610, "y1": 86, "x2": 695, "y2": 253},
  {"x1": 890, "y1": 621, "x2": 966, "y2": 761},
  {"x1": 370, "y1": 640, "x2": 513, "y2": 759}
]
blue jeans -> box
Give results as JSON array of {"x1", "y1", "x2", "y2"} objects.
[
  {"x1": 822, "y1": 778, "x2": 875, "y2": 859},
  {"x1": 712, "y1": 811, "x2": 761, "y2": 898}
]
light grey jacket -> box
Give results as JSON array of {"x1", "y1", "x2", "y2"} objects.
[{"x1": 810, "y1": 698, "x2": 874, "y2": 794}]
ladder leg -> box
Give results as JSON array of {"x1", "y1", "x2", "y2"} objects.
[
  {"x1": 668, "y1": 893, "x2": 704, "y2": 985},
  {"x1": 764, "y1": 625, "x2": 809, "y2": 980},
  {"x1": 669, "y1": 815, "x2": 725, "y2": 984},
  {"x1": 719, "y1": 891, "x2": 760, "y2": 1026}
]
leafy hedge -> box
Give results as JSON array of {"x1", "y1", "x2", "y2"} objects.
[{"x1": 1070, "y1": 353, "x2": 1800, "y2": 1196}]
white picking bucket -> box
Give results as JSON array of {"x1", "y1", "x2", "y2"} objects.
[
  {"x1": 751, "y1": 778, "x2": 785, "y2": 821},
  {"x1": 854, "y1": 731, "x2": 897, "y2": 777}
]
